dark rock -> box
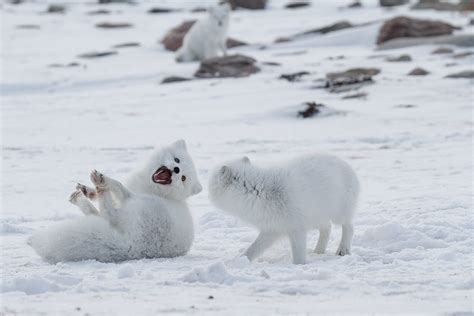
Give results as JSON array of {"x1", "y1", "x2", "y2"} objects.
[
  {"x1": 161, "y1": 21, "x2": 246, "y2": 51},
  {"x1": 279, "y1": 71, "x2": 310, "y2": 82},
  {"x1": 386, "y1": 54, "x2": 412, "y2": 62},
  {"x1": 16, "y1": 24, "x2": 40, "y2": 29},
  {"x1": 78, "y1": 51, "x2": 118, "y2": 58},
  {"x1": 262, "y1": 61, "x2": 281, "y2": 66},
  {"x1": 228, "y1": 0, "x2": 267, "y2": 10},
  {"x1": 378, "y1": 34, "x2": 474, "y2": 50},
  {"x1": 298, "y1": 102, "x2": 325, "y2": 118},
  {"x1": 342, "y1": 92, "x2": 367, "y2": 99},
  {"x1": 348, "y1": 1, "x2": 362, "y2": 8},
  {"x1": 395, "y1": 104, "x2": 416, "y2": 108},
  {"x1": 274, "y1": 37, "x2": 292, "y2": 43},
  {"x1": 87, "y1": 9, "x2": 111, "y2": 15},
  {"x1": 377, "y1": 16, "x2": 459, "y2": 44},
  {"x1": 98, "y1": 0, "x2": 131, "y2": 4},
  {"x1": 408, "y1": 67, "x2": 429, "y2": 75},
  {"x1": 208, "y1": 296, "x2": 214, "y2": 299},
  {"x1": 285, "y1": 1, "x2": 310, "y2": 9},
  {"x1": 195, "y1": 54, "x2": 260, "y2": 78},
  {"x1": 431, "y1": 47, "x2": 454, "y2": 54},
  {"x1": 470, "y1": 18, "x2": 474, "y2": 25},
  {"x1": 191, "y1": 7, "x2": 207, "y2": 12},
  {"x1": 47, "y1": 4, "x2": 66, "y2": 14},
  {"x1": 96, "y1": 22, "x2": 132, "y2": 28},
  {"x1": 445, "y1": 70, "x2": 474, "y2": 78},
  {"x1": 380, "y1": 0, "x2": 409, "y2": 7},
  {"x1": 161, "y1": 76, "x2": 192, "y2": 84},
  {"x1": 412, "y1": 0, "x2": 474, "y2": 11},
  {"x1": 326, "y1": 68, "x2": 380, "y2": 93},
  {"x1": 299, "y1": 21, "x2": 353, "y2": 36},
  {"x1": 453, "y1": 51, "x2": 474, "y2": 59},
  {"x1": 48, "y1": 62, "x2": 81, "y2": 68},
  {"x1": 113, "y1": 42, "x2": 140, "y2": 48},
  {"x1": 148, "y1": 7, "x2": 177, "y2": 14}
]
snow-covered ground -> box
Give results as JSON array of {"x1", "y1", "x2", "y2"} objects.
[{"x1": 1, "y1": 0, "x2": 473, "y2": 314}]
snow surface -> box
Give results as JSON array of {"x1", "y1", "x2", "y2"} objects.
[{"x1": 1, "y1": 0, "x2": 473, "y2": 314}]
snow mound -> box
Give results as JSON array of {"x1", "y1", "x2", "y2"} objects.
[
  {"x1": 1, "y1": 276, "x2": 64, "y2": 295},
  {"x1": 117, "y1": 265, "x2": 135, "y2": 279},
  {"x1": 181, "y1": 262, "x2": 241, "y2": 285}
]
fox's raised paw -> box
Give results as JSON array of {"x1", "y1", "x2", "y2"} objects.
[
  {"x1": 76, "y1": 183, "x2": 97, "y2": 200},
  {"x1": 69, "y1": 189, "x2": 84, "y2": 205},
  {"x1": 90, "y1": 170, "x2": 107, "y2": 191}
]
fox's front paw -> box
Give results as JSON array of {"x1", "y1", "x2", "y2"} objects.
[
  {"x1": 336, "y1": 246, "x2": 351, "y2": 256},
  {"x1": 76, "y1": 183, "x2": 97, "y2": 200},
  {"x1": 69, "y1": 189, "x2": 84, "y2": 205},
  {"x1": 90, "y1": 170, "x2": 107, "y2": 192}
]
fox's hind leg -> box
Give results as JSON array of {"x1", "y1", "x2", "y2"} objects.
[
  {"x1": 90, "y1": 170, "x2": 131, "y2": 227},
  {"x1": 69, "y1": 188, "x2": 99, "y2": 216},
  {"x1": 336, "y1": 222, "x2": 353, "y2": 256},
  {"x1": 314, "y1": 223, "x2": 331, "y2": 254}
]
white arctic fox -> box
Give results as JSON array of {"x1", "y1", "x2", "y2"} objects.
[
  {"x1": 176, "y1": 2, "x2": 231, "y2": 62},
  {"x1": 209, "y1": 154, "x2": 359, "y2": 264},
  {"x1": 30, "y1": 140, "x2": 202, "y2": 263}
]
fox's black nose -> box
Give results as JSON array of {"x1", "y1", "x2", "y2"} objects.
[{"x1": 173, "y1": 167, "x2": 180, "y2": 174}]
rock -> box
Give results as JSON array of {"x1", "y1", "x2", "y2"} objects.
[
  {"x1": 47, "y1": 4, "x2": 66, "y2": 14},
  {"x1": 445, "y1": 70, "x2": 474, "y2": 79},
  {"x1": 195, "y1": 54, "x2": 260, "y2": 78},
  {"x1": 470, "y1": 18, "x2": 474, "y2": 26},
  {"x1": 342, "y1": 92, "x2": 367, "y2": 99},
  {"x1": 16, "y1": 24, "x2": 40, "y2": 29},
  {"x1": 161, "y1": 76, "x2": 192, "y2": 84},
  {"x1": 412, "y1": 0, "x2": 474, "y2": 11},
  {"x1": 348, "y1": 1, "x2": 362, "y2": 8},
  {"x1": 96, "y1": 22, "x2": 132, "y2": 28},
  {"x1": 226, "y1": 38, "x2": 247, "y2": 49},
  {"x1": 161, "y1": 21, "x2": 246, "y2": 51},
  {"x1": 279, "y1": 71, "x2": 310, "y2": 82},
  {"x1": 148, "y1": 7, "x2": 177, "y2": 14},
  {"x1": 298, "y1": 102, "x2": 325, "y2": 118},
  {"x1": 453, "y1": 51, "x2": 474, "y2": 59},
  {"x1": 386, "y1": 54, "x2": 412, "y2": 62},
  {"x1": 112, "y1": 42, "x2": 140, "y2": 48},
  {"x1": 377, "y1": 16, "x2": 459, "y2": 44},
  {"x1": 78, "y1": 51, "x2": 118, "y2": 58},
  {"x1": 87, "y1": 9, "x2": 111, "y2": 15},
  {"x1": 395, "y1": 104, "x2": 416, "y2": 108},
  {"x1": 228, "y1": 0, "x2": 267, "y2": 10},
  {"x1": 98, "y1": 0, "x2": 131, "y2": 3},
  {"x1": 380, "y1": 0, "x2": 409, "y2": 7},
  {"x1": 378, "y1": 34, "x2": 474, "y2": 50},
  {"x1": 431, "y1": 47, "x2": 454, "y2": 54},
  {"x1": 48, "y1": 62, "x2": 80, "y2": 68},
  {"x1": 285, "y1": 1, "x2": 310, "y2": 9},
  {"x1": 298, "y1": 21, "x2": 353, "y2": 36},
  {"x1": 326, "y1": 68, "x2": 380, "y2": 93},
  {"x1": 408, "y1": 67, "x2": 429, "y2": 76},
  {"x1": 274, "y1": 37, "x2": 292, "y2": 43},
  {"x1": 191, "y1": 7, "x2": 207, "y2": 13},
  {"x1": 262, "y1": 61, "x2": 281, "y2": 66}
]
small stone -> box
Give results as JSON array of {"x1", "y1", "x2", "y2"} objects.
[
  {"x1": 16, "y1": 24, "x2": 40, "y2": 29},
  {"x1": 285, "y1": 1, "x2": 310, "y2": 9},
  {"x1": 148, "y1": 7, "x2": 176, "y2": 14},
  {"x1": 112, "y1": 42, "x2": 140, "y2": 48},
  {"x1": 408, "y1": 67, "x2": 430, "y2": 76},
  {"x1": 228, "y1": 0, "x2": 267, "y2": 10},
  {"x1": 208, "y1": 295, "x2": 214, "y2": 300},
  {"x1": 87, "y1": 9, "x2": 111, "y2": 15},
  {"x1": 445, "y1": 70, "x2": 474, "y2": 79},
  {"x1": 386, "y1": 54, "x2": 412, "y2": 62},
  {"x1": 48, "y1": 62, "x2": 81, "y2": 68},
  {"x1": 78, "y1": 51, "x2": 118, "y2": 58},
  {"x1": 348, "y1": 1, "x2": 362, "y2": 8},
  {"x1": 161, "y1": 76, "x2": 192, "y2": 84},
  {"x1": 47, "y1": 4, "x2": 66, "y2": 14},
  {"x1": 380, "y1": 0, "x2": 409, "y2": 7},
  {"x1": 279, "y1": 71, "x2": 310, "y2": 82},
  {"x1": 298, "y1": 102, "x2": 325, "y2": 118},
  {"x1": 431, "y1": 47, "x2": 454, "y2": 54},
  {"x1": 226, "y1": 38, "x2": 247, "y2": 49},
  {"x1": 195, "y1": 54, "x2": 260, "y2": 78},
  {"x1": 96, "y1": 22, "x2": 132, "y2": 28},
  {"x1": 262, "y1": 61, "x2": 281, "y2": 66},
  {"x1": 453, "y1": 51, "x2": 474, "y2": 59},
  {"x1": 342, "y1": 92, "x2": 367, "y2": 99}
]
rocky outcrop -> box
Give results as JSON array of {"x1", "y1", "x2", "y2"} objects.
[{"x1": 195, "y1": 54, "x2": 260, "y2": 78}]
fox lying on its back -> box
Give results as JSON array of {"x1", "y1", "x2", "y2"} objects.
[
  {"x1": 30, "y1": 140, "x2": 202, "y2": 263},
  {"x1": 209, "y1": 154, "x2": 359, "y2": 264}
]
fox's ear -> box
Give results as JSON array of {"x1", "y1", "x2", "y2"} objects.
[{"x1": 172, "y1": 139, "x2": 187, "y2": 151}]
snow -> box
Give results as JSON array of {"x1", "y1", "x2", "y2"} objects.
[{"x1": 1, "y1": 0, "x2": 473, "y2": 314}]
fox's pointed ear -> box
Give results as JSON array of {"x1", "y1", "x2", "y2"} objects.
[{"x1": 172, "y1": 139, "x2": 187, "y2": 150}]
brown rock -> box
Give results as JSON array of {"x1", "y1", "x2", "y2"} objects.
[
  {"x1": 380, "y1": 0, "x2": 408, "y2": 7},
  {"x1": 195, "y1": 54, "x2": 260, "y2": 78},
  {"x1": 431, "y1": 47, "x2": 454, "y2": 54},
  {"x1": 412, "y1": 0, "x2": 474, "y2": 11},
  {"x1": 96, "y1": 22, "x2": 132, "y2": 28},
  {"x1": 228, "y1": 0, "x2": 267, "y2": 10},
  {"x1": 386, "y1": 54, "x2": 412, "y2": 62},
  {"x1": 285, "y1": 1, "x2": 310, "y2": 9},
  {"x1": 377, "y1": 16, "x2": 459, "y2": 44},
  {"x1": 298, "y1": 102, "x2": 325, "y2": 118},
  {"x1": 408, "y1": 67, "x2": 430, "y2": 75},
  {"x1": 299, "y1": 21, "x2": 353, "y2": 36},
  {"x1": 161, "y1": 21, "x2": 246, "y2": 51},
  {"x1": 445, "y1": 70, "x2": 474, "y2": 79},
  {"x1": 326, "y1": 68, "x2": 380, "y2": 93}
]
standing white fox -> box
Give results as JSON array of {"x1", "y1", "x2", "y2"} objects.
[
  {"x1": 176, "y1": 2, "x2": 231, "y2": 62},
  {"x1": 30, "y1": 140, "x2": 202, "y2": 263},
  {"x1": 209, "y1": 154, "x2": 360, "y2": 264}
]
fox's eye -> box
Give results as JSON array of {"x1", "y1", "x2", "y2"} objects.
[{"x1": 174, "y1": 157, "x2": 180, "y2": 163}]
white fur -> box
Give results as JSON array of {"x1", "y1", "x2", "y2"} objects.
[
  {"x1": 30, "y1": 140, "x2": 202, "y2": 263},
  {"x1": 176, "y1": 3, "x2": 230, "y2": 63},
  {"x1": 209, "y1": 154, "x2": 360, "y2": 264}
]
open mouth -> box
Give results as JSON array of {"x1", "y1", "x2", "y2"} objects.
[{"x1": 152, "y1": 166, "x2": 172, "y2": 185}]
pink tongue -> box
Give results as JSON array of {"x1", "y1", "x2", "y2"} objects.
[{"x1": 153, "y1": 170, "x2": 170, "y2": 182}]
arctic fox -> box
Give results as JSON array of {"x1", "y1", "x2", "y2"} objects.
[
  {"x1": 209, "y1": 154, "x2": 359, "y2": 264},
  {"x1": 30, "y1": 140, "x2": 202, "y2": 263},
  {"x1": 176, "y1": 3, "x2": 230, "y2": 63}
]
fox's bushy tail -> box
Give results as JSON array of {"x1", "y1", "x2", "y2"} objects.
[{"x1": 29, "y1": 216, "x2": 130, "y2": 263}]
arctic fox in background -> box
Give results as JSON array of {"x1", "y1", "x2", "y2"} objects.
[
  {"x1": 209, "y1": 154, "x2": 359, "y2": 264},
  {"x1": 176, "y1": 2, "x2": 230, "y2": 62},
  {"x1": 30, "y1": 140, "x2": 202, "y2": 263}
]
